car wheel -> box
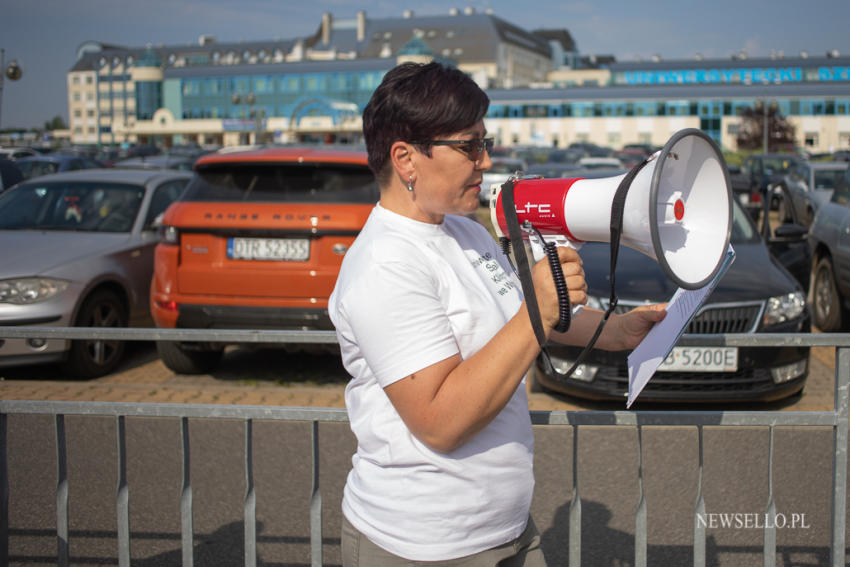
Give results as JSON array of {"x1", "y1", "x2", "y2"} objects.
[
  {"x1": 812, "y1": 256, "x2": 846, "y2": 331},
  {"x1": 66, "y1": 289, "x2": 127, "y2": 378},
  {"x1": 157, "y1": 340, "x2": 224, "y2": 374},
  {"x1": 777, "y1": 193, "x2": 792, "y2": 223}
]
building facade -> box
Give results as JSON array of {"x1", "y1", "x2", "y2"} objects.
[{"x1": 66, "y1": 9, "x2": 850, "y2": 154}]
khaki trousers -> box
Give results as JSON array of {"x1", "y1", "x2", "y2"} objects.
[{"x1": 341, "y1": 515, "x2": 548, "y2": 567}]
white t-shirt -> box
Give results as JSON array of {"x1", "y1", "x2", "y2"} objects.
[{"x1": 329, "y1": 204, "x2": 534, "y2": 561}]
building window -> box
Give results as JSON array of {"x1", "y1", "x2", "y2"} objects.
[
  {"x1": 182, "y1": 80, "x2": 201, "y2": 96},
  {"x1": 280, "y1": 76, "x2": 299, "y2": 92},
  {"x1": 804, "y1": 132, "x2": 819, "y2": 147},
  {"x1": 253, "y1": 76, "x2": 273, "y2": 93}
]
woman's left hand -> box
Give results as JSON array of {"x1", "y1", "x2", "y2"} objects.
[{"x1": 611, "y1": 303, "x2": 667, "y2": 350}]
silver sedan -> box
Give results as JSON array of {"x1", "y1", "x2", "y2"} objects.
[{"x1": 0, "y1": 168, "x2": 191, "y2": 377}]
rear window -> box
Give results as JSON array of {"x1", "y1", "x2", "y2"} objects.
[{"x1": 181, "y1": 163, "x2": 379, "y2": 203}]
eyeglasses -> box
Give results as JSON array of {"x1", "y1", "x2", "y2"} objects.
[{"x1": 414, "y1": 137, "x2": 495, "y2": 163}]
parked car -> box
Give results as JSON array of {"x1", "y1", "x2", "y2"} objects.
[
  {"x1": 577, "y1": 156, "x2": 624, "y2": 170},
  {"x1": 0, "y1": 147, "x2": 40, "y2": 161},
  {"x1": 14, "y1": 154, "x2": 105, "y2": 180},
  {"x1": 525, "y1": 162, "x2": 582, "y2": 179},
  {"x1": 481, "y1": 157, "x2": 527, "y2": 204},
  {"x1": 0, "y1": 169, "x2": 191, "y2": 377},
  {"x1": 529, "y1": 196, "x2": 811, "y2": 403},
  {"x1": 114, "y1": 155, "x2": 197, "y2": 171},
  {"x1": 775, "y1": 161, "x2": 848, "y2": 226},
  {"x1": 736, "y1": 153, "x2": 802, "y2": 212},
  {"x1": 0, "y1": 158, "x2": 23, "y2": 193},
  {"x1": 150, "y1": 146, "x2": 378, "y2": 373},
  {"x1": 808, "y1": 167, "x2": 850, "y2": 331}
]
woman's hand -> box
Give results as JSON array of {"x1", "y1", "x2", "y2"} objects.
[
  {"x1": 608, "y1": 303, "x2": 667, "y2": 350},
  {"x1": 531, "y1": 246, "x2": 587, "y2": 333}
]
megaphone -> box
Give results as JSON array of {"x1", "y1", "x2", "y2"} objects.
[{"x1": 490, "y1": 128, "x2": 732, "y2": 290}]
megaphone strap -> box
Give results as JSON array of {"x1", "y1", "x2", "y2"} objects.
[{"x1": 499, "y1": 178, "x2": 551, "y2": 346}]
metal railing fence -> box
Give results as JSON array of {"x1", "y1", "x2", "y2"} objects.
[{"x1": 0, "y1": 329, "x2": 848, "y2": 567}]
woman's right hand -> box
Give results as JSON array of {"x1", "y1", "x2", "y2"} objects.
[{"x1": 530, "y1": 245, "x2": 587, "y2": 332}]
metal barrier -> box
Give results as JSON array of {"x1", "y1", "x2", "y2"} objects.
[{"x1": 1, "y1": 329, "x2": 848, "y2": 566}]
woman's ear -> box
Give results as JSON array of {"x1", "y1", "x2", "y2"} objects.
[{"x1": 390, "y1": 141, "x2": 416, "y2": 182}]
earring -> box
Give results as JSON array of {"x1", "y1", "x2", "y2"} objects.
[{"x1": 407, "y1": 175, "x2": 414, "y2": 192}]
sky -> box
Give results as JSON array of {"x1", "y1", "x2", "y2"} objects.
[{"x1": 1, "y1": 0, "x2": 848, "y2": 130}]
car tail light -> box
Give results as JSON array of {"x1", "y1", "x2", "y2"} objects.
[
  {"x1": 159, "y1": 225, "x2": 179, "y2": 245},
  {"x1": 750, "y1": 191, "x2": 762, "y2": 204},
  {"x1": 156, "y1": 300, "x2": 179, "y2": 312}
]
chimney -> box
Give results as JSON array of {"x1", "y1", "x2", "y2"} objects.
[
  {"x1": 403, "y1": 10, "x2": 414, "y2": 18},
  {"x1": 322, "y1": 12, "x2": 332, "y2": 45},
  {"x1": 357, "y1": 11, "x2": 366, "y2": 42}
]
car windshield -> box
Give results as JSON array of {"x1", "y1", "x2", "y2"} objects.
[
  {"x1": 16, "y1": 160, "x2": 59, "y2": 180},
  {"x1": 762, "y1": 157, "x2": 796, "y2": 174},
  {"x1": 814, "y1": 169, "x2": 846, "y2": 190},
  {"x1": 730, "y1": 197, "x2": 759, "y2": 244},
  {"x1": 182, "y1": 163, "x2": 379, "y2": 203},
  {"x1": 489, "y1": 162, "x2": 524, "y2": 175},
  {"x1": 0, "y1": 182, "x2": 144, "y2": 232}
]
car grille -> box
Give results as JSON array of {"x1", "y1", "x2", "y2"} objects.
[
  {"x1": 568, "y1": 299, "x2": 775, "y2": 395},
  {"x1": 610, "y1": 300, "x2": 764, "y2": 334}
]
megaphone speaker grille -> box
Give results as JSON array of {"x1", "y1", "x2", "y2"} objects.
[{"x1": 650, "y1": 128, "x2": 732, "y2": 289}]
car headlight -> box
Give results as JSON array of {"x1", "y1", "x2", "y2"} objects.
[
  {"x1": 0, "y1": 278, "x2": 70, "y2": 305},
  {"x1": 763, "y1": 291, "x2": 806, "y2": 326}
]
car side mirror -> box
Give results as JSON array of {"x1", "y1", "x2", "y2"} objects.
[
  {"x1": 144, "y1": 212, "x2": 165, "y2": 232},
  {"x1": 770, "y1": 222, "x2": 808, "y2": 243}
]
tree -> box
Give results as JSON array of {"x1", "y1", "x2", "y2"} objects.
[
  {"x1": 735, "y1": 104, "x2": 796, "y2": 152},
  {"x1": 43, "y1": 115, "x2": 66, "y2": 131}
]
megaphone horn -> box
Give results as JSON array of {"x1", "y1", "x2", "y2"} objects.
[{"x1": 490, "y1": 128, "x2": 732, "y2": 290}]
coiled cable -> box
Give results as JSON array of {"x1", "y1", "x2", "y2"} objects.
[{"x1": 528, "y1": 225, "x2": 571, "y2": 333}]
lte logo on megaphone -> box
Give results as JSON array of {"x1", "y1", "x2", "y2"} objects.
[{"x1": 516, "y1": 201, "x2": 552, "y2": 217}]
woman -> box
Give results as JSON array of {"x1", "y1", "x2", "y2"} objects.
[{"x1": 329, "y1": 62, "x2": 665, "y2": 565}]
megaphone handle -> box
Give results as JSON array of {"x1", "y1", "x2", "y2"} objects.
[{"x1": 542, "y1": 240, "x2": 572, "y2": 333}]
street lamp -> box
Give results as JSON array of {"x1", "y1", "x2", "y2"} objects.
[
  {"x1": 0, "y1": 48, "x2": 24, "y2": 130},
  {"x1": 232, "y1": 92, "x2": 264, "y2": 145}
]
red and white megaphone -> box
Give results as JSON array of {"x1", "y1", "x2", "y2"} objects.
[{"x1": 490, "y1": 128, "x2": 732, "y2": 290}]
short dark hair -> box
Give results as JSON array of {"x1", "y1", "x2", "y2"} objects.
[{"x1": 362, "y1": 62, "x2": 490, "y2": 184}]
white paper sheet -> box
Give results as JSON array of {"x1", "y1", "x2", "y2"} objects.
[{"x1": 626, "y1": 245, "x2": 736, "y2": 408}]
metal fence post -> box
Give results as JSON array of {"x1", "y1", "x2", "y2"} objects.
[{"x1": 830, "y1": 346, "x2": 848, "y2": 567}]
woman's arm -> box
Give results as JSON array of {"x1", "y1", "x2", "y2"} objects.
[
  {"x1": 551, "y1": 303, "x2": 667, "y2": 351},
  {"x1": 383, "y1": 247, "x2": 591, "y2": 454}
]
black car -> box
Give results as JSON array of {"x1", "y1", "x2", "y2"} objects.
[
  {"x1": 734, "y1": 153, "x2": 803, "y2": 214},
  {"x1": 530, "y1": 196, "x2": 811, "y2": 403},
  {"x1": 808, "y1": 166, "x2": 850, "y2": 331}
]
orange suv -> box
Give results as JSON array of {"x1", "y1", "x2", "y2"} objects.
[{"x1": 150, "y1": 146, "x2": 378, "y2": 373}]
